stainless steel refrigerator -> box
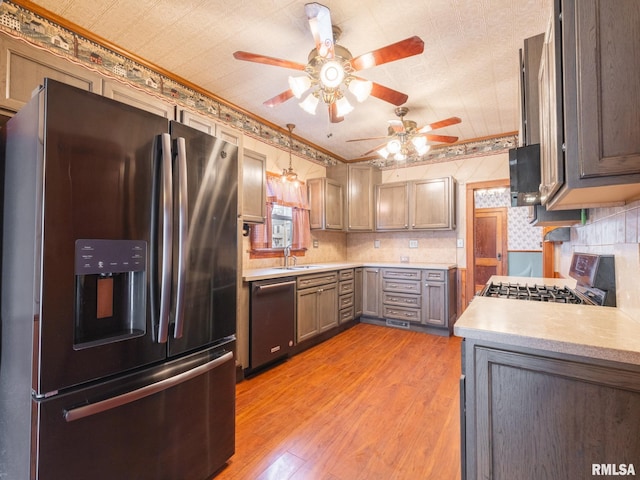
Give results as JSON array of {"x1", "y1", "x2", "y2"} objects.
[{"x1": 0, "y1": 79, "x2": 238, "y2": 479}]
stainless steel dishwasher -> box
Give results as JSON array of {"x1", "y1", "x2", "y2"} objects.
[{"x1": 249, "y1": 277, "x2": 296, "y2": 373}]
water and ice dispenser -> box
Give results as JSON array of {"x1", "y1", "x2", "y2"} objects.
[{"x1": 74, "y1": 239, "x2": 147, "y2": 349}]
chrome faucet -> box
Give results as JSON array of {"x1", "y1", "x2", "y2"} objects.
[{"x1": 283, "y1": 244, "x2": 292, "y2": 269}]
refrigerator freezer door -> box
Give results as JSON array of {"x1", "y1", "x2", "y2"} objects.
[
  {"x1": 33, "y1": 344, "x2": 236, "y2": 480},
  {"x1": 168, "y1": 122, "x2": 238, "y2": 357}
]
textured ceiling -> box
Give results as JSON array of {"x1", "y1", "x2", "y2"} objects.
[{"x1": 24, "y1": 0, "x2": 552, "y2": 161}]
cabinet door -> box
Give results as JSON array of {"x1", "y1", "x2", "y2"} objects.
[
  {"x1": 348, "y1": 165, "x2": 377, "y2": 231},
  {"x1": 354, "y1": 268, "x2": 363, "y2": 317},
  {"x1": 103, "y1": 80, "x2": 175, "y2": 118},
  {"x1": 296, "y1": 288, "x2": 318, "y2": 343},
  {"x1": 362, "y1": 268, "x2": 381, "y2": 318},
  {"x1": 317, "y1": 283, "x2": 338, "y2": 332},
  {"x1": 376, "y1": 182, "x2": 409, "y2": 230},
  {"x1": 570, "y1": 0, "x2": 640, "y2": 177},
  {"x1": 411, "y1": 177, "x2": 453, "y2": 229},
  {"x1": 307, "y1": 179, "x2": 324, "y2": 230},
  {"x1": 179, "y1": 110, "x2": 217, "y2": 135},
  {"x1": 0, "y1": 36, "x2": 103, "y2": 112},
  {"x1": 325, "y1": 179, "x2": 344, "y2": 230},
  {"x1": 242, "y1": 150, "x2": 266, "y2": 224},
  {"x1": 422, "y1": 282, "x2": 446, "y2": 327},
  {"x1": 538, "y1": 8, "x2": 564, "y2": 205}
]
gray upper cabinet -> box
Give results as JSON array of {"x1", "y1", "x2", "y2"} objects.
[
  {"x1": 307, "y1": 177, "x2": 344, "y2": 230},
  {"x1": 179, "y1": 109, "x2": 217, "y2": 136},
  {"x1": 102, "y1": 80, "x2": 175, "y2": 118},
  {"x1": 376, "y1": 177, "x2": 457, "y2": 231},
  {"x1": 327, "y1": 163, "x2": 381, "y2": 231},
  {"x1": 411, "y1": 177, "x2": 456, "y2": 230},
  {"x1": 376, "y1": 182, "x2": 409, "y2": 230},
  {"x1": 541, "y1": 0, "x2": 640, "y2": 210},
  {"x1": 242, "y1": 150, "x2": 266, "y2": 224},
  {"x1": 0, "y1": 35, "x2": 103, "y2": 112}
]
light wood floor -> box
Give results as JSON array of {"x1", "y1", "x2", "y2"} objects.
[{"x1": 214, "y1": 323, "x2": 463, "y2": 480}]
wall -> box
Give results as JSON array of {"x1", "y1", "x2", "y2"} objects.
[{"x1": 558, "y1": 200, "x2": 640, "y2": 319}]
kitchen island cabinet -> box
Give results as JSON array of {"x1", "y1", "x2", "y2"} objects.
[{"x1": 456, "y1": 296, "x2": 640, "y2": 479}]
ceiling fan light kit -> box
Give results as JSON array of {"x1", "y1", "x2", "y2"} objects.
[
  {"x1": 233, "y1": 3, "x2": 424, "y2": 123},
  {"x1": 350, "y1": 107, "x2": 461, "y2": 165}
]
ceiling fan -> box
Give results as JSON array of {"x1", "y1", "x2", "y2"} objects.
[
  {"x1": 346, "y1": 107, "x2": 461, "y2": 163},
  {"x1": 233, "y1": 2, "x2": 424, "y2": 123}
]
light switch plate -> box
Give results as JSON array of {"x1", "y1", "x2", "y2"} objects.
[
  {"x1": 409, "y1": 240, "x2": 418, "y2": 248},
  {"x1": 374, "y1": 240, "x2": 380, "y2": 248},
  {"x1": 457, "y1": 238, "x2": 464, "y2": 248}
]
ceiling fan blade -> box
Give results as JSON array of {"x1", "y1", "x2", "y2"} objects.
[
  {"x1": 233, "y1": 51, "x2": 307, "y2": 71},
  {"x1": 350, "y1": 36, "x2": 425, "y2": 71},
  {"x1": 346, "y1": 135, "x2": 389, "y2": 143},
  {"x1": 264, "y1": 90, "x2": 295, "y2": 108},
  {"x1": 418, "y1": 116, "x2": 462, "y2": 133},
  {"x1": 329, "y1": 102, "x2": 344, "y2": 123},
  {"x1": 305, "y1": 2, "x2": 335, "y2": 59},
  {"x1": 424, "y1": 133, "x2": 459, "y2": 144},
  {"x1": 361, "y1": 142, "x2": 388, "y2": 156},
  {"x1": 367, "y1": 81, "x2": 409, "y2": 106}
]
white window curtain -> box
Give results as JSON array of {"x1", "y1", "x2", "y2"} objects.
[{"x1": 250, "y1": 173, "x2": 311, "y2": 251}]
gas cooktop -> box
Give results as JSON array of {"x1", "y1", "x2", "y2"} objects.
[{"x1": 479, "y1": 282, "x2": 593, "y2": 305}]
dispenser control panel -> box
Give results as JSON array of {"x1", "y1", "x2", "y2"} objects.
[{"x1": 75, "y1": 239, "x2": 147, "y2": 275}]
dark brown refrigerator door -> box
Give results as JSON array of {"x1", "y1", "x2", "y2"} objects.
[
  {"x1": 34, "y1": 79, "x2": 168, "y2": 395},
  {"x1": 167, "y1": 121, "x2": 238, "y2": 357}
]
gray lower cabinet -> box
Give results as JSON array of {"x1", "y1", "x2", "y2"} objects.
[
  {"x1": 337, "y1": 269, "x2": 355, "y2": 323},
  {"x1": 354, "y1": 267, "x2": 363, "y2": 318},
  {"x1": 422, "y1": 268, "x2": 457, "y2": 333},
  {"x1": 381, "y1": 268, "x2": 422, "y2": 326},
  {"x1": 462, "y1": 339, "x2": 640, "y2": 479},
  {"x1": 362, "y1": 267, "x2": 381, "y2": 318},
  {"x1": 296, "y1": 272, "x2": 338, "y2": 343}
]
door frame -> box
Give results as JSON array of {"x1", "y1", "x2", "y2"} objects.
[{"x1": 465, "y1": 179, "x2": 510, "y2": 307}]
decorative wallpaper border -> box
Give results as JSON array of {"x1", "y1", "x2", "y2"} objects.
[{"x1": 0, "y1": 1, "x2": 516, "y2": 169}]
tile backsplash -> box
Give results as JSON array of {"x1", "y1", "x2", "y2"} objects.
[{"x1": 559, "y1": 199, "x2": 640, "y2": 319}]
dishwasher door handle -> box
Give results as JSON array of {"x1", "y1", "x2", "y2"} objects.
[{"x1": 255, "y1": 280, "x2": 296, "y2": 292}]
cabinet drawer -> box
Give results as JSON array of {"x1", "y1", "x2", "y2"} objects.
[
  {"x1": 297, "y1": 272, "x2": 338, "y2": 289},
  {"x1": 338, "y1": 269, "x2": 354, "y2": 281},
  {"x1": 383, "y1": 292, "x2": 421, "y2": 308},
  {"x1": 422, "y1": 269, "x2": 446, "y2": 282},
  {"x1": 339, "y1": 306, "x2": 354, "y2": 323},
  {"x1": 338, "y1": 279, "x2": 354, "y2": 295},
  {"x1": 383, "y1": 305, "x2": 421, "y2": 323},
  {"x1": 382, "y1": 268, "x2": 421, "y2": 280},
  {"x1": 382, "y1": 279, "x2": 421, "y2": 294},
  {"x1": 339, "y1": 293, "x2": 354, "y2": 309}
]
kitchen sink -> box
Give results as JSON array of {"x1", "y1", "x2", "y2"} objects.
[{"x1": 275, "y1": 265, "x2": 323, "y2": 270}]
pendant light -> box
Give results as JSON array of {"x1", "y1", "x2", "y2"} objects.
[{"x1": 281, "y1": 123, "x2": 299, "y2": 185}]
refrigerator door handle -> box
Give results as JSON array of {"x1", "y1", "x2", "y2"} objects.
[
  {"x1": 158, "y1": 133, "x2": 173, "y2": 343},
  {"x1": 64, "y1": 351, "x2": 233, "y2": 422},
  {"x1": 173, "y1": 137, "x2": 189, "y2": 339}
]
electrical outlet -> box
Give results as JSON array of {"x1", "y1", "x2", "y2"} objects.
[
  {"x1": 400, "y1": 256, "x2": 410, "y2": 263},
  {"x1": 457, "y1": 238, "x2": 464, "y2": 248},
  {"x1": 409, "y1": 240, "x2": 418, "y2": 248},
  {"x1": 313, "y1": 239, "x2": 319, "y2": 248},
  {"x1": 374, "y1": 240, "x2": 380, "y2": 248}
]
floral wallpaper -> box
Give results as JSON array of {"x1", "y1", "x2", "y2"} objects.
[{"x1": 474, "y1": 188, "x2": 542, "y2": 251}]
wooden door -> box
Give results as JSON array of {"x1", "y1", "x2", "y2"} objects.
[
  {"x1": 411, "y1": 177, "x2": 451, "y2": 229},
  {"x1": 375, "y1": 182, "x2": 409, "y2": 230},
  {"x1": 473, "y1": 208, "x2": 507, "y2": 293}
]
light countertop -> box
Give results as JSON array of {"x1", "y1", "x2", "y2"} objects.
[
  {"x1": 454, "y1": 276, "x2": 640, "y2": 366},
  {"x1": 242, "y1": 262, "x2": 457, "y2": 282}
]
